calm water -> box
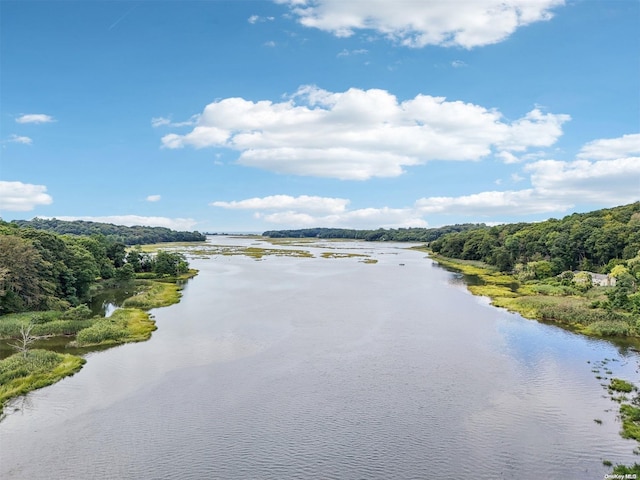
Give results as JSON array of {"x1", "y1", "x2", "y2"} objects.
[{"x1": 1, "y1": 236, "x2": 638, "y2": 479}]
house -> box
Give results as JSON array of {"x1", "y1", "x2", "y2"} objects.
[{"x1": 573, "y1": 271, "x2": 617, "y2": 287}]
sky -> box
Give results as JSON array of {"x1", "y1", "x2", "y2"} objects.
[{"x1": 1, "y1": 0, "x2": 639, "y2": 233}]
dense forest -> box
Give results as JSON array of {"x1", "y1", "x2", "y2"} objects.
[
  {"x1": 12, "y1": 218, "x2": 206, "y2": 245},
  {"x1": 0, "y1": 220, "x2": 190, "y2": 315},
  {"x1": 263, "y1": 224, "x2": 485, "y2": 242},
  {"x1": 429, "y1": 202, "x2": 640, "y2": 275}
]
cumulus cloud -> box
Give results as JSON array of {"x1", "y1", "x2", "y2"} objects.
[
  {"x1": 16, "y1": 114, "x2": 55, "y2": 124},
  {"x1": 8, "y1": 134, "x2": 33, "y2": 145},
  {"x1": 275, "y1": 0, "x2": 564, "y2": 48},
  {"x1": 46, "y1": 215, "x2": 199, "y2": 230},
  {"x1": 161, "y1": 85, "x2": 569, "y2": 180},
  {"x1": 415, "y1": 133, "x2": 640, "y2": 217},
  {"x1": 577, "y1": 133, "x2": 640, "y2": 160},
  {"x1": 257, "y1": 207, "x2": 427, "y2": 229},
  {"x1": 211, "y1": 195, "x2": 349, "y2": 214},
  {"x1": 146, "y1": 195, "x2": 162, "y2": 202},
  {"x1": 525, "y1": 157, "x2": 640, "y2": 205},
  {"x1": 211, "y1": 194, "x2": 426, "y2": 228},
  {"x1": 415, "y1": 189, "x2": 565, "y2": 216},
  {"x1": 0, "y1": 181, "x2": 53, "y2": 212},
  {"x1": 211, "y1": 133, "x2": 639, "y2": 228}
]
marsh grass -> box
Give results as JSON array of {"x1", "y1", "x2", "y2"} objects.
[
  {"x1": 0, "y1": 349, "x2": 85, "y2": 415},
  {"x1": 610, "y1": 378, "x2": 635, "y2": 393},
  {"x1": 429, "y1": 253, "x2": 640, "y2": 341},
  {"x1": 123, "y1": 281, "x2": 182, "y2": 309},
  {"x1": 0, "y1": 312, "x2": 96, "y2": 339},
  {"x1": 74, "y1": 309, "x2": 156, "y2": 347},
  {"x1": 321, "y1": 252, "x2": 368, "y2": 259}
]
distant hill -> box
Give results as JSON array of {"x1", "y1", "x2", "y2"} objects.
[
  {"x1": 11, "y1": 218, "x2": 206, "y2": 245},
  {"x1": 262, "y1": 224, "x2": 486, "y2": 242}
]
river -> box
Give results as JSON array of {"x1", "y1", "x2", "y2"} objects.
[{"x1": 0, "y1": 236, "x2": 638, "y2": 479}]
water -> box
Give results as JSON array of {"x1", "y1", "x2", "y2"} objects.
[{"x1": 0, "y1": 236, "x2": 638, "y2": 479}]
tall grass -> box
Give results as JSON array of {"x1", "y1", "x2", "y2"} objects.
[
  {"x1": 123, "y1": 282, "x2": 182, "y2": 309},
  {"x1": 0, "y1": 349, "x2": 85, "y2": 415},
  {"x1": 0, "y1": 311, "x2": 97, "y2": 339},
  {"x1": 74, "y1": 308, "x2": 156, "y2": 347}
]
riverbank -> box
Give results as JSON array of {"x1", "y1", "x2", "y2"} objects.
[
  {"x1": 0, "y1": 269, "x2": 197, "y2": 415},
  {"x1": 423, "y1": 251, "x2": 639, "y2": 344}
]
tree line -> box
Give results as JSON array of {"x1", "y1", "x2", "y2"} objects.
[
  {"x1": 11, "y1": 218, "x2": 206, "y2": 245},
  {"x1": 263, "y1": 224, "x2": 485, "y2": 242},
  {"x1": 429, "y1": 202, "x2": 640, "y2": 275},
  {"x1": 0, "y1": 221, "x2": 189, "y2": 315}
]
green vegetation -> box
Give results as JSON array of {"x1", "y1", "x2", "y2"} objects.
[
  {"x1": 321, "y1": 252, "x2": 368, "y2": 259},
  {"x1": 0, "y1": 349, "x2": 85, "y2": 415},
  {"x1": 430, "y1": 203, "x2": 640, "y2": 274},
  {"x1": 263, "y1": 224, "x2": 485, "y2": 242},
  {"x1": 74, "y1": 309, "x2": 156, "y2": 347},
  {"x1": 122, "y1": 281, "x2": 183, "y2": 310},
  {"x1": 610, "y1": 378, "x2": 636, "y2": 394},
  {"x1": 424, "y1": 246, "x2": 640, "y2": 338},
  {"x1": 12, "y1": 217, "x2": 205, "y2": 245},
  {"x1": 0, "y1": 220, "x2": 198, "y2": 413},
  {"x1": 620, "y1": 403, "x2": 640, "y2": 441}
]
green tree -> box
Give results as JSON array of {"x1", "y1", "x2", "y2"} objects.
[{"x1": 0, "y1": 235, "x2": 54, "y2": 313}]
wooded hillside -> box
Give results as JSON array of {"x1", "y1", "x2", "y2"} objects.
[{"x1": 11, "y1": 218, "x2": 205, "y2": 245}]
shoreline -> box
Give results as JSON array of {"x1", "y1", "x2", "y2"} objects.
[
  {"x1": 0, "y1": 269, "x2": 197, "y2": 416},
  {"x1": 422, "y1": 250, "x2": 640, "y2": 347}
]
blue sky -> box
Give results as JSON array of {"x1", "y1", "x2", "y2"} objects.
[{"x1": 1, "y1": 0, "x2": 638, "y2": 232}]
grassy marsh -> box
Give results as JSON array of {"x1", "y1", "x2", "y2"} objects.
[
  {"x1": 74, "y1": 308, "x2": 156, "y2": 347},
  {"x1": 427, "y1": 252, "x2": 638, "y2": 343},
  {"x1": 0, "y1": 349, "x2": 85, "y2": 416}
]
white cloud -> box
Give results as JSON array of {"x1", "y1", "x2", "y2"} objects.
[
  {"x1": 257, "y1": 207, "x2": 427, "y2": 229},
  {"x1": 248, "y1": 15, "x2": 275, "y2": 24},
  {"x1": 337, "y1": 48, "x2": 368, "y2": 57},
  {"x1": 275, "y1": 0, "x2": 564, "y2": 48},
  {"x1": 46, "y1": 215, "x2": 199, "y2": 231},
  {"x1": 151, "y1": 115, "x2": 199, "y2": 128},
  {"x1": 577, "y1": 133, "x2": 640, "y2": 160},
  {"x1": 211, "y1": 194, "x2": 349, "y2": 214},
  {"x1": 264, "y1": 40, "x2": 277, "y2": 47},
  {"x1": 8, "y1": 134, "x2": 33, "y2": 145},
  {"x1": 415, "y1": 189, "x2": 566, "y2": 216},
  {"x1": 496, "y1": 108, "x2": 570, "y2": 152},
  {"x1": 415, "y1": 133, "x2": 640, "y2": 217},
  {"x1": 161, "y1": 85, "x2": 569, "y2": 180},
  {"x1": 15, "y1": 114, "x2": 55, "y2": 124},
  {"x1": 0, "y1": 181, "x2": 53, "y2": 212},
  {"x1": 211, "y1": 194, "x2": 426, "y2": 228},
  {"x1": 525, "y1": 156, "x2": 640, "y2": 205},
  {"x1": 207, "y1": 135, "x2": 638, "y2": 228},
  {"x1": 146, "y1": 195, "x2": 162, "y2": 202},
  {"x1": 151, "y1": 117, "x2": 171, "y2": 127},
  {"x1": 451, "y1": 60, "x2": 467, "y2": 68}
]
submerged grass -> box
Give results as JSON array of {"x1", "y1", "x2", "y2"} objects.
[
  {"x1": 321, "y1": 252, "x2": 368, "y2": 259},
  {"x1": 0, "y1": 349, "x2": 85, "y2": 416}
]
